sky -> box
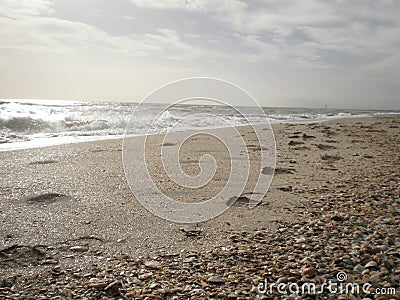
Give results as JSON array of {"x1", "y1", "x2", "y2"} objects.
[{"x1": 0, "y1": 0, "x2": 399, "y2": 109}]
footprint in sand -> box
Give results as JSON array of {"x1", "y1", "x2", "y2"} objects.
[
  {"x1": 23, "y1": 193, "x2": 72, "y2": 204},
  {"x1": 29, "y1": 159, "x2": 58, "y2": 165},
  {"x1": 315, "y1": 144, "x2": 337, "y2": 150}
]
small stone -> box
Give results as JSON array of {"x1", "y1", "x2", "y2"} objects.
[
  {"x1": 378, "y1": 245, "x2": 388, "y2": 251},
  {"x1": 369, "y1": 273, "x2": 380, "y2": 282},
  {"x1": 331, "y1": 215, "x2": 344, "y2": 222},
  {"x1": 183, "y1": 257, "x2": 196, "y2": 263},
  {"x1": 131, "y1": 278, "x2": 143, "y2": 285},
  {"x1": 180, "y1": 227, "x2": 202, "y2": 237},
  {"x1": 207, "y1": 276, "x2": 225, "y2": 284},
  {"x1": 277, "y1": 186, "x2": 293, "y2": 192},
  {"x1": 354, "y1": 264, "x2": 364, "y2": 273},
  {"x1": 70, "y1": 245, "x2": 89, "y2": 252},
  {"x1": 104, "y1": 281, "x2": 122, "y2": 291},
  {"x1": 301, "y1": 267, "x2": 316, "y2": 278},
  {"x1": 87, "y1": 282, "x2": 108, "y2": 288},
  {"x1": 296, "y1": 237, "x2": 306, "y2": 244},
  {"x1": 126, "y1": 289, "x2": 141, "y2": 297},
  {"x1": 365, "y1": 261, "x2": 377, "y2": 268},
  {"x1": 144, "y1": 260, "x2": 162, "y2": 269}
]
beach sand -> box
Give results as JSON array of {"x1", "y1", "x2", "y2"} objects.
[{"x1": 0, "y1": 116, "x2": 399, "y2": 298}]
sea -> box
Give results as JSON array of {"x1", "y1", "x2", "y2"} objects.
[{"x1": 0, "y1": 99, "x2": 398, "y2": 151}]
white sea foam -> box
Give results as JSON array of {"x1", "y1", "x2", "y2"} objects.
[{"x1": 0, "y1": 99, "x2": 397, "y2": 151}]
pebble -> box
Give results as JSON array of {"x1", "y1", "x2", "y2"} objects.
[
  {"x1": 70, "y1": 245, "x2": 89, "y2": 252},
  {"x1": 180, "y1": 227, "x2": 202, "y2": 237},
  {"x1": 207, "y1": 276, "x2": 225, "y2": 284},
  {"x1": 143, "y1": 260, "x2": 162, "y2": 269},
  {"x1": 354, "y1": 264, "x2": 364, "y2": 273},
  {"x1": 301, "y1": 267, "x2": 316, "y2": 278},
  {"x1": 365, "y1": 261, "x2": 378, "y2": 268},
  {"x1": 369, "y1": 273, "x2": 380, "y2": 282},
  {"x1": 87, "y1": 282, "x2": 107, "y2": 288},
  {"x1": 277, "y1": 186, "x2": 293, "y2": 192},
  {"x1": 104, "y1": 281, "x2": 121, "y2": 291}
]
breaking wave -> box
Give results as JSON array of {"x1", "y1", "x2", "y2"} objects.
[{"x1": 0, "y1": 99, "x2": 398, "y2": 150}]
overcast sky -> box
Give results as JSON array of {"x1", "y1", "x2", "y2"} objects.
[{"x1": 1, "y1": 0, "x2": 399, "y2": 109}]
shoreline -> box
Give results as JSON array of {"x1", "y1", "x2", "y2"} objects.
[
  {"x1": 1, "y1": 114, "x2": 397, "y2": 152},
  {"x1": 0, "y1": 115, "x2": 399, "y2": 298}
]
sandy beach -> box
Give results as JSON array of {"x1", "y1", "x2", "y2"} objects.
[{"x1": 0, "y1": 116, "x2": 399, "y2": 299}]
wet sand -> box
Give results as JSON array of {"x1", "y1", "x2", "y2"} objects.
[{"x1": 0, "y1": 116, "x2": 399, "y2": 299}]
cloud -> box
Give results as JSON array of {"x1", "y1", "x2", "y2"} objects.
[
  {"x1": 0, "y1": 1, "x2": 202, "y2": 61},
  {"x1": 220, "y1": 1, "x2": 400, "y2": 66},
  {"x1": 122, "y1": 16, "x2": 135, "y2": 20},
  {"x1": 4, "y1": 0, "x2": 399, "y2": 68},
  {"x1": 128, "y1": 0, "x2": 400, "y2": 67},
  {"x1": 0, "y1": 0, "x2": 54, "y2": 18},
  {"x1": 129, "y1": 0, "x2": 246, "y2": 12},
  {"x1": 0, "y1": 17, "x2": 157, "y2": 56}
]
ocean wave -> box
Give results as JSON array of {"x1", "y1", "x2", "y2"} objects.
[
  {"x1": 0, "y1": 117, "x2": 51, "y2": 133},
  {"x1": 0, "y1": 99, "x2": 398, "y2": 150}
]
